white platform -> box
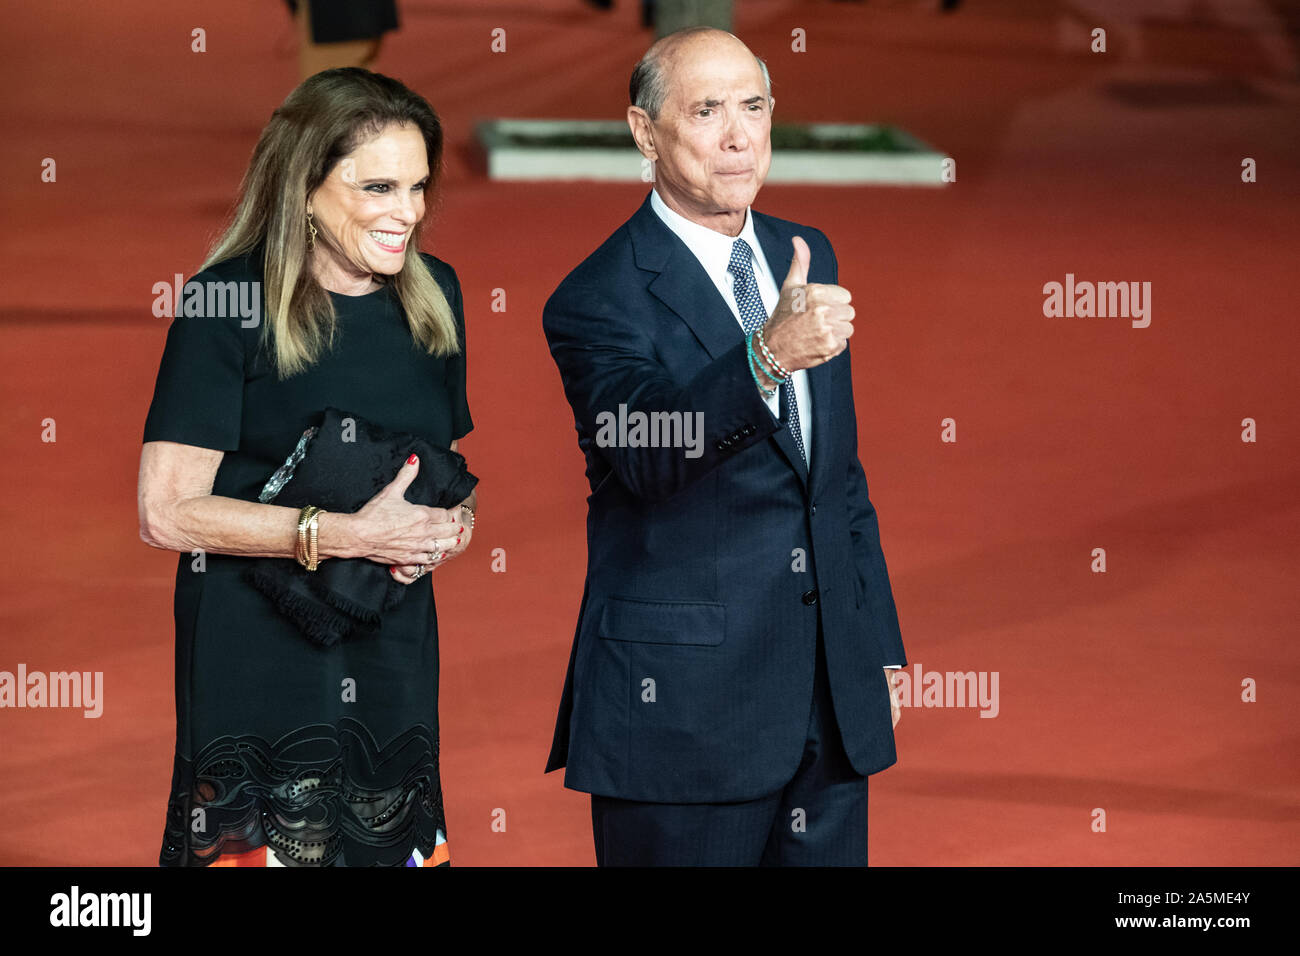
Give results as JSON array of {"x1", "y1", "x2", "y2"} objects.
[{"x1": 477, "y1": 119, "x2": 950, "y2": 186}]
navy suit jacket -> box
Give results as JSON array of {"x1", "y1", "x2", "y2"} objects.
[{"x1": 542, "y1": 192, "x2": 907, "y2": 803}]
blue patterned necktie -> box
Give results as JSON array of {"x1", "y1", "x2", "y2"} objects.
[{"x1": 728, "y1": 238, "x2": 807, "y2": 466}]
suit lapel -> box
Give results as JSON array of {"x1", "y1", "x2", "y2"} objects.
[
  {"x1": 645, "y1": 249, "x2": 739, "y2": 362},
  {"x1": 630, "y1": 194, "x2": 811, "y2": 489},
  {"x1": 631, "y1": 194, "x2": 737, "y2": 361},
  {"x1": 805, "y1": 361, "x2": 833, "y2": 495},
  {"x1": 769, "y1": 388, "x2": 810, "y2": 484}
]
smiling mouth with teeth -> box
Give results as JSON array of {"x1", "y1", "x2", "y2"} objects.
[{"x1": 367, "y1": 230, "x2": 406, "y2": 251}]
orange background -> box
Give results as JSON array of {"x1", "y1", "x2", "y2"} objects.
[{"x1": 0, "y1": 0, "x2": 1297, "y2": 865}]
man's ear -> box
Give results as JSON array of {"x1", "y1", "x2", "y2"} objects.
[{"x1": 627, "y1": 106, "x2": 657, "y2": 161}]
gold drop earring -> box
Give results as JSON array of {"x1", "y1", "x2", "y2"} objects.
[{"x1": 306, "y1": 206, "x2": 317, "y2": 251}]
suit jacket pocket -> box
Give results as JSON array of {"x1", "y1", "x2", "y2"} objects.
[{"x1": 598, "y1": 596, "x2": 725, "y2": 646}]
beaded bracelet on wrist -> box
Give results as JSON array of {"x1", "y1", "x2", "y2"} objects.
[
  {"x1": 747, "y1": 332, "x2": 786, "y2": 388},
  {"x1": 756, "y1": 326, "x2": 791, "y2": 381},
  {"x1": 753, "y1": 345, "x2": 786, "y2": 388},
  {"x1": 745, "y1": 334, "x2": 777, "y2": 399}
]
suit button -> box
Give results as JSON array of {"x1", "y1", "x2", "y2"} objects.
[
  {"x1": 742, "y1": 424, "x2": 755, "y2": 436},
  {"x1": 801, "y1": 589, "x2": 818, "y2": 606},
  {"x1": 810, "y1": 504, "x2": 817, "y2": 515}
]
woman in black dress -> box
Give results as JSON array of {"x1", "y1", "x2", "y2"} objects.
[{"x1": 137, "y1": 68, "x2": 474, "y2": 866}]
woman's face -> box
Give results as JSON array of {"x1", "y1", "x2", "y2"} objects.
[{"x1": 308, "y1": 122, "x2": 429, "y2": 283}]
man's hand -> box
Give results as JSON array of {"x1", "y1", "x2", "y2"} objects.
[
  {"x1": 885, "y1": 667, "x2": 901, "y2": 729},
  {"x1": 761, "y1": 236, "x2": 856, "y2": 374}
]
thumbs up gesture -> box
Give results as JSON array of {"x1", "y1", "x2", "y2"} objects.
[{"x1": 761, "y1": 236, "x2": 855, "y2": 373}]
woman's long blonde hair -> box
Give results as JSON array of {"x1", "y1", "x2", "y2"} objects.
[{"x1": 203, "y1": 68, "x2": 458, "y2": 378}]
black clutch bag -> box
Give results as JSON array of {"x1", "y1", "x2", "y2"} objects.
[{"x1": 243, "y1": 407, "x2": 478, "y2": 647}]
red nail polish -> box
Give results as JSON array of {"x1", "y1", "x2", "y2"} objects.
[
  {"x1": 406, "y1": 454, "x2": 417, "y2": 465},
  {"x1": 389, "y1": 566, "x2": 397, "y2": 574},
  {"x1": 455, "y1": 537, "x2": 461, "y2": 545}
]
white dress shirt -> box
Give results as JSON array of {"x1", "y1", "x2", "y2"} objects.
[
  {"x1": 649, "y1": 188, "x2": 812, "y2": 463},
  {"x1": 649, "y1": 190, "x2": 900, "y2": 674}
]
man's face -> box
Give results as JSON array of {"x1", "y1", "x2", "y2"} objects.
[{"x1": 635, "y1": 34, "x2": 772, "y2": 228}]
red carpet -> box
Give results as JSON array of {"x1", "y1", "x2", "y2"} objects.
[{"x1": 0, "y1": 0, "x2": 1297, "y2": 866}]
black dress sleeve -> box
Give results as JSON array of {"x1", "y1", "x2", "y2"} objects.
[
  {"x1": 142, "y1": 271, "x2": 247, "y2": 451},
  {"x1": 443, "y1": 263, "x2": 473, "y2": 442}
]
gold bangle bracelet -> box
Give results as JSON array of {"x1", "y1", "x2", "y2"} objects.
[
  {"x1": 297, "y1": 505, "x2": 322, "y2": 570},
  {"x1": 296, "y1": 508, "x2": 309, "y2": 567},
  {"x1": 307, "y1": 509, "x2": 321, "y2": 571}
]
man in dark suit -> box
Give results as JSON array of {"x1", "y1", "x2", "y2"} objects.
[{"x1": 542, "y1": 26, "x2": 907, "y2": 866}]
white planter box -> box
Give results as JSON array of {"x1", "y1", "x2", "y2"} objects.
[{"x1": 477, "y1": 119, "x2": 950, "y2": 187}]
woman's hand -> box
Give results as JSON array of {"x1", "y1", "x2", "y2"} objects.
[
  {"x1": 344, "y1": 454, "x2": 463, "y2": 581},
  {"x1": 390, "y1": 503, "x2": 471, "y2": 583}
]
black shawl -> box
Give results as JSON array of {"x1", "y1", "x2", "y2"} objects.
[{"x1": 244, "y1": 407, "x2": 477, "y2": 647}]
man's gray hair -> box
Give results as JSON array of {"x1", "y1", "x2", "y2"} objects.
[{"x1": 629, "y1": 29, "x2": 772, "y2": 121}]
